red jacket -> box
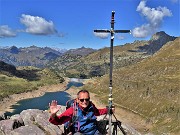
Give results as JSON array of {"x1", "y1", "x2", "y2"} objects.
[{"x1": 49, "y1": 103, "x2": 108, "y2": 125}]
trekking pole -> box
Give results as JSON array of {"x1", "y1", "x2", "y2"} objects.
[{"x1": 94, "y1": 11, "x2": 130, "y2": 135}]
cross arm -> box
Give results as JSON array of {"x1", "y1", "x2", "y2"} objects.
[
  {"x1": 94, "y1": 29, "x2": 130, "y2": 33},
  {"x1": 114, "y1": 30, "x2": 130, "y2": 33},
  {"x1": 94, "y1": 29, "x2": 111, "y2": 33}
]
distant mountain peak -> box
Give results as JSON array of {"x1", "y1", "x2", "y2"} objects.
[
  {"x1": 65, "y1": 47, "x2": 96, "y2": 56},
  {"x1": 155, "y1": 31, "x2": 166, "y2": 35},
  {"x1": 81, "y1": 46, "x2": 85, "y2": 48},
  {"x1": 9, "y1": 46, "x2": 19, "y2": 54},
  {"x1": 150, "y1": 31, "x2": 176, "y2": 41},
  {"x1": 151, "y1": 31, "x2": 165, "y2": 40},
  {"x1": 29, "y1": 45, "x2": 37, "y2": 48},
  {"x1": 144, "y1": 31, "x2": 177, "y2": 54}
]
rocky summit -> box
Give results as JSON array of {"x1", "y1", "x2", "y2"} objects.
[{"x1": 0, "y1": 108, "x2": 141, "y2": 135}]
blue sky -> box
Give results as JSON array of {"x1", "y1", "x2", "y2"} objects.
[{"x1": 0, "y1": 0, "x2": 179, "y2": 50}]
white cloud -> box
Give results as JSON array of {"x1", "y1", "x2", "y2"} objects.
[
  {"x1": 93, "y1": 32, "x2": 109, "y2": 39},
  {"x1": 20, "y1": 14, "x2": 57, "y2": 35},
  {"x1": 0, "y1": 25, "x2": 17, "y2": 38},
  {"x1": 132, "y1": 0, "x2": 172, "y2": 38}
]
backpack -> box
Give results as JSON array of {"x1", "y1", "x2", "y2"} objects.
[
  {"x1": 63, "y1": 99, "x2": 108, "y2": 135},
  {"x1": 64, "y1": 99, "x2": 78, "y2": 135}
]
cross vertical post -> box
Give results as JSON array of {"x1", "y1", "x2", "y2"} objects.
[{"x1": 94, "y1": 11, "x2": 130, "y2": 135}]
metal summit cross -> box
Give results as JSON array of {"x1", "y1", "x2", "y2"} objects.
[{"x1": 94, "y1": 11, "x2": 130, "y2": 135}]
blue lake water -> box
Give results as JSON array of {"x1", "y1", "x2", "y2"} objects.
[{"x1": 5, "y1": 81, "x2": 83, "y2": 116}]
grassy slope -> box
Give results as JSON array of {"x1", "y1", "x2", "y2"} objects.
[
  {"x1": 83, "y1": 38, "x2": 180, "y2": 134},
  {"x1": 0, "y1": 66, "x2": 64, "y2": 99}
]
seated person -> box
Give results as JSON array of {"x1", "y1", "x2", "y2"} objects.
[{"x1": 49, "y1": 89, "x2": 114, "y2": 135}]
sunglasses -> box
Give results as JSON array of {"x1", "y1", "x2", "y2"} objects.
[{"x1": 79, "y1": 98, "x2": 90, "y2": 102}]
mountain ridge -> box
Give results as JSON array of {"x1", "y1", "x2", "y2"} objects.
[{"x1": 47, "y1": 31, "x2": 177, "y2": 78}]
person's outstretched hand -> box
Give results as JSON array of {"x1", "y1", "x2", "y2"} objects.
[{"x1": 49, "y1": 100, "x2": 61, "y2": 115}]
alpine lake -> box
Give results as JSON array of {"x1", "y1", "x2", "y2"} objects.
[{"x1": 5, "y1": 79, "x2": 84, "y2": 116}]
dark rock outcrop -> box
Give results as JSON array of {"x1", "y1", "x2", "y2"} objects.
[{"x1": 138, "y1": 31, "x2": 177, "y2": 54}]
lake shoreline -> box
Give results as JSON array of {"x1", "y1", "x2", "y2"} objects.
[{"x1": 0, "y1": 82, "x2": 67, "y2": 114}]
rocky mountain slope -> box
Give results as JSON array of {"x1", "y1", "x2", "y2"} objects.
[
  {"x1": 47, "y1": 31, "x2": 177, "y2": 78},
  {"x1": 0, "y1": 45, "x2": 96, "y2": 69},
  {"x1": 64, "y1": 46, "x2": 96, "y2": 56},
  {"x1": 0, "y1": 46, "x2": 62, "y2": 68},
  {"x1": 46, "y1": 47, "x2": 97, "y2": 78},
  {"x1": 138, "y1": 31, "x2": 176, "y2": 54}
]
